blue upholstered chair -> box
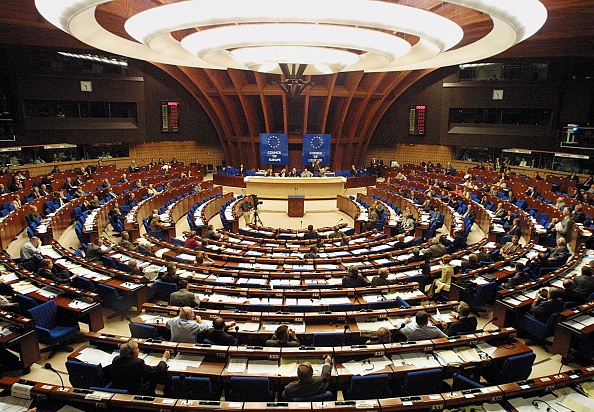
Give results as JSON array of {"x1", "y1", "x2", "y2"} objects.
[
  {"x1": 481, "y1": 352, "x2": 536, "y2": 385},
  {"x1": 226, "y1": 377, "x2": 275, "y2": 402},
  {"x1": 129, "y1": 322, "x2": 159, "y2": 339},
  {"x1": 28, "y1": 300, "x2": 80, "y2": 358},
  {"x1": 66, "y1": 359, "x2": 107, "y2": 389},
  {"x1": 343, "y1": 374, "x2": 392, "y2": 400},
  {"x1": 97, "y1": 284, "x2": 133, "y2": 320},
  {"x1": 312, "y1": 332, "x2": 344, "y2": 347},
  {"x1": 171, "y1": 376, "x2": 220, "y2": 400},
  {"x1": 292, "y1": 391, "x2": 334, "y2": 402},
  {"x1": 400, "y1": 368, "x2": 443, "y2": 396}
]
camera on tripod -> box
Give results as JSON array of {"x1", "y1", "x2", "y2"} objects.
[{"x1": 251, "y1": 194, "x2": 263, "y2": 210}]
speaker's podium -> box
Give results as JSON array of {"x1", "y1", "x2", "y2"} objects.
[{"x1": 288, "y1": 196, "x2": 305, "y2": 217}]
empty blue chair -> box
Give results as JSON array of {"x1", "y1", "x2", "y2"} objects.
[
  {"x1": 400, "y1": 368, "x2": 442, "y2": 396},
  {"x1": 519, "y1": 312, "x2": 559, "y2": 351},
  {"x1": 15, "y1": 294, "x2": 38, "y2": 315},
  {"x1": 72, "y1": 276, "x2": 96, "y2": 292},
  {"x1": 481, "y1": 352, "x2": 536, "y2": 385},
  {"x1": 344, "y1": 374, "x2": 392, "y2": 400},
  {"x1": 97, "y1": 284, "x2": 133, "y2": 320},
  {"x1": 452, "y1": 373, "x2": 484, "y2": 391},
  {"x1": 129, "y1": 322, "x2": 159, "y2": 339},
  {"x1": 66, "y1": 359, "x2": 107, "y2": 389},
  {"x1": 171, "y1": 376, "x2": 220, "y2": 400},
  {"x1": 28, "y1": 300, "x2": 80, "y2": 358},
  {"x1": 312, "y1": 332, "x2": 344, "y2": 347},
  {"x1": 149, "y1": 281, "x2": 179, "y2": 302},
  {"x1": 226, "y1": 377, "x2": 274, "y2": 402}
]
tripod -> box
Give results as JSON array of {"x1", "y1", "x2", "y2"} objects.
[{"x1": 252, "y1": 210, "x2": 263, "y2": 226}]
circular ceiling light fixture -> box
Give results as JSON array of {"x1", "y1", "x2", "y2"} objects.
[{"x1": 35, "y1": 0, "x2": 547, "y2": 75}]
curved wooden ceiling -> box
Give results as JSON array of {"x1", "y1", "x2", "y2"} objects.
[{"x1": 1, "y1": 1, "x2": 594, "y2": 169}]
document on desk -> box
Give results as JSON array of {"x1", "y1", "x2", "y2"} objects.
[
  {"x1": 356, "y1": 319, "x2": 393, "y2": 332},
  {"x1": 77, "y1": 347, "x2": 118, "y2": 366},
  {"x1": 342, "y1": 356, "x2": 392, "y2": 376},
  {"x1": 508, "y1": 393, "x2": 571, "y2": 412},
  {"x1": 574, "y1": 314, "x2": 594, "y2": 327},
  {"x1": 270, "y1": 279, "x2": 301, "y2": 287},
  {"x1": 11, "y1": 282, "x2": 38, "y2": 295},
  {"x1": 503, "y1": 296, "x2": 522, "y2": 306},
  {"x1": 277, "y1": 362, "x2": 298, "y2": 376},
  {"x1": 399, "y1": 351, "x2": 441, "y2": 369},
  {"x1": 139, "y1": 314, "x2": 167, "y2": 323},
  {"x1": 237, "y1": 278, "x2": 267, "y2": 285},
  {"x1": 237, "y1": 322, "x2": 260, "y2": 332},
  {"x1": 0, "y1": 396, "x2": 34, "y2": 412},
  {"x1": 319, "y1": 297, "x2": 352, "y2": 305},
  {"x1": 208, "y1": 293, "x2": 248, "y2": 304},
  {"x1": 247, "y1": 359, "x2": 278, "y2": 374},
  {"x1": 435, "y1": 349, "x2": 462, "y2": 365},
  {"x1": 557, "y1": 387, "x2": 594, "y2": 412},
  {"x1": 227, "y1": 357, "x2": 248, "y2": 373},
  {"x1": 68, "y1": 300, "x2": 94, "y2": 310},
  {"x1": 167, "y1": 353, "x2": 204, "y2": 371},
  {"x1": 455, "y1": 347, "x2": 481, "y2": 363},
  {"x1": 475, "y1": 342, "x2": 498, "y2": 357}
]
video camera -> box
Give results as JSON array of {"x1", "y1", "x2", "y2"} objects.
[{"x1": 251, "y1": 194, "x2": 263, "y2": 210}]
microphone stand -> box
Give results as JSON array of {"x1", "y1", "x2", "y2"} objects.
[
  {"x1": 235, "y1": 325, "x2": 240, "y2": 348},
  {"x1": 44, "y1": 363, "x2": 64, "y2": 390},
  {"x1": 483, "y1": 316, "x2": 499, "y2": 332},
  {"x1": 179, "y1": 373, "x2": 191, "y2": 405}
]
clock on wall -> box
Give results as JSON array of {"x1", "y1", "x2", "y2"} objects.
[
  {"x1": 492, "y1": 89, "x2": 503, "y2": 100},
  {"x1": 80, "y1": 80, "x2": 93, "y2": 92}
]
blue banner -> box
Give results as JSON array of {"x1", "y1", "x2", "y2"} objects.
[
  {"x1": 302, "y1": 133, "x2": 331, "y2": 165},
  {"x1": 260, "y1": 133, "x2": 289, "y2": 165}
]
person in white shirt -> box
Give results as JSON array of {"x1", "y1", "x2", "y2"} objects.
[
  {"x1": 166, "y1": 306, "x2": 208, "y2": 343},
  {"x1": 400, "y1": 310, "x2": 447, "y2": 340}
]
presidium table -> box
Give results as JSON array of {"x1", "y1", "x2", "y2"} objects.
[{"x1": 245, "y1": 176, "x2": 348, "y2": 199}]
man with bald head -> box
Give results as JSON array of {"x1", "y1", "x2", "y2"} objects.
[{"x1": 282, "y1": 355, "x2": 332, "y2": 401}]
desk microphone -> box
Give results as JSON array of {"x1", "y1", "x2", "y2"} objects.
[
  {"x1": 234, "y1": 326, "x2": 240, "y2": 347},
  {"x1": 44, "y1": 363, "x2": 64, "y2": 389},
  {"x1": 557, "y1": 361, "x2": 565, "y2": 377},
  {"x1": 179, "y1": 374, "x2": 190, "y2": 405},
  {"x1": 343, "y1": 324, "x2": 351, "y2": 346},
  {"x1": 483, "y1": 316, "x2": 498, "y2": 331},
  {"x1": 336, "y1": 218, "x2": 343, "y2": 226}
]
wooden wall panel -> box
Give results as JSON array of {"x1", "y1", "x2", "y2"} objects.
[
  {"x1": 129, "y1": 141, "x2": 224, "y2": 166},
  {"x1": 365, "y1": 144, "x2": 454, "y2": 168}
]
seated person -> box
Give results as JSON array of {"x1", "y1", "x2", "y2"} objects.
[
  {"x1": 366, "y1": 327, "x2": 391, "y2": 344},
  {"x1": 396, "y1": 212, "x2": 415, "y2": 236},
  {"x1": 502, "y1": 263, "x2": 531, "y2": 289},
  {"x1": 119, "y1": 231, "x2": 138, "y2": 251},
  {"x1": 530, "y1": 237, "x2": 569, "y2": 268},
  {"x1": 400, "y1": 310, "x2": 447, "y2": 340},
  {"x1": 550, "y1": 278, "x2": 584, "y2": 305},
  {"x1": 111, "y1": 341, "x2": 169, "y2": 395},
  {"x1": 148, "y1": 209, "x2": 167, "y2": 231},
  {"x1": 301, "y1": 168, "x2": 313, "y2": 178},
  {"x1": 204, "y1": 224, "x2": 221, "y2": 241},
  {"x1": 342, "y1": 266, "x2": 368, "y2": 288},
  {"x1": 20, "y1": 236, "x2": 42, "y2": 262},
  {"x1": 505, "y1": 218, "x2": 522, "y2": 238},
  {"x1": 127, "y1": 259, "x2": 144, "y2": 276},
  {"x1": 160, "y1": 264, "x2": 182, "y2": 286},
  {"x1": 421, "y1": 237, "x2": 446, "y2": 259},
  {"x1": 303, "y1": 245, "x2": 319, "y2": 259},
  {"x1": 573, "y1": 266, "x2": 594, "y2": 300},
  {"x1": 86, "y1": 238, "x2": 112, "y2": 262},
  {"x1": 327, "y1": 226, "x2": 348, "y2": 243},
  {"x1": 475, "y1": 246, "x2": 491, "y2": 263},
  {"x1": 166, "y1": 306, "x2": 208, "y2": 343},
  {"x1": 303, "y1": 224, "x2": 319, "y2": 240},
  {"x1": 500, "y1": 235, "x2": 521, "y2": 259},
  {"x1": 371, "y1": 267, "x2": 391, "y2": 287},
  {"x1": 282, "y1": 355, "x2": 332, "y2": 401},
  {"x1": 36, "y1": 258, "x2": 75, "y2": 284},
  {"x1": 444, "y1": 303, "x2": 478, "y2": 335},
  {"x1": 530, "y1": 288, "x2": 563, "y2": 322},
  {"x1": 460, "y1": 254, "x2": 481, "y2": 272},
  {"x1": 0, "y1": 278, "x2": 16, "y2": 310},
  {"x1": 206, "y1": 317, "x2": 238, "y2": 345},
  {"x1": 169, "y1": 279, "x2": 200, "y2": 307},
  {"x1": 184, "y1": 231, "x2": 201, "y2": 249},
  {"x1": 265, "y1": 325, "x2": 300, "y2": 347}
]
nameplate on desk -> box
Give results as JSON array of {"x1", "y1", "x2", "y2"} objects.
[
  {"x1": 401, "y1": 396, "x2": 422, "y2": 402},
  {"x1": 73, "y1": 388, "x2": 93, "y2": 395},
  {"x1": 351, "y1": 345, "x2": 367, "y2": 349},
  {"x1": 267, "y1": 402, "x2": 288, "y2": 407},
  {"x1": 198, "y1": 401, "x2": 221, "y2": 406},
  {"x1": 133, "y1": 396, "x2": 155, "y2": 402},
  {"x1": 11, "y1": 382, "x2": 33, "y2": 399},
  {"x1": 299, "y1": 346, "x2": 315, "y2": 350}
]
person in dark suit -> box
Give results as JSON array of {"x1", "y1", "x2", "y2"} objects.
[
  {"x1": 444, "y1": 303, "x2": 478, "y2": 335},
  {"x1": 460, "y1": 254, "x2": 481, "y2": 272},
  {"x1": 236, "y1": 164, "x2": 247, "y2": 177},
  {"x1": 265, "y1": 325, "x2": 301, "y2": 347},
  {"x1": 463, "y1": 204, "x2": 476, "y2": 222},
  {"x1": 506, "y1": 218, "x2": 522, "y2": 238},
  {"x1": 206, "y1": 317, "x2": 238, "y2": 345},
  {"x1": 342, "y1": 266, "x2": 368, "y2": 288},
  {"x1": 160, "y1": 264, "x2": 181, "y2": 286},
  {"x1": 531, "y1": 237, "x2": 569, "y2": 268},
  {"x1": 282, "y1": 355, "x2": 332, "y2": 401},
  {"x1": 502, "y1": 263, "x2": 531, "y2": 289},
  {"x1": 530, "y1": 288, "x2": 563, "y2": 323},
  {"x1": 169, "y1": 279, "x2": 199, "y2": 307},
  {"x1": 303, "y1": 225, "x2": 319, "y2": 240},
  {"x1": 500, "y1": 235, "x2": 521, "y2": 259},
  {"x1": 573, "y1": 266, "x2": 594, "y2": 300},
  {"x1": 550, "y1": 279, "x2": 584, "y2": 305},
  {"x1": 303, "y1": 245, "x2": 320, "y2": 259},
  {"x1": 111, "y1": 341, "x2": 169, "y2": 395},
  {"x1": 37, "y1": 258, "x2": 75, "y2": 284}
]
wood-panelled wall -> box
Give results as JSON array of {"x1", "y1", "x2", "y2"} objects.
[
  {"x1": 365, "y1": 144, "x2": 455, "y2": 168},
  {"x1": 129, "y1": 141, "x2": 225, "y2": 166}
]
